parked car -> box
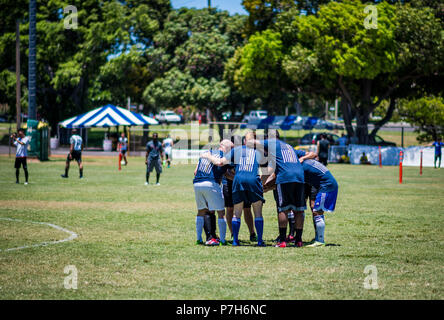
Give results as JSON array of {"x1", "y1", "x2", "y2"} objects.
[
  {"x1": 300, "y1": 132, "x2": 340, "y2": 145},
  {"x1": 222, "y1": 111, "x2": 244, "y2": 122},
  {"x1": 343, "y1": 134, "x2": 397, "y2": 146},
  {"x1": 242, "y1": 110, "x2": 268, "y2": 123},
  {"x1": 368, "y1": 135, "x2": 397, "y2": 147},
  {"x1": 155, "y1": 111, "x2": 182, "y2": 124}
]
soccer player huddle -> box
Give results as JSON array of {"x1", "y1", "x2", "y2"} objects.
[{"x1": 193, "y1": 130, "x2": 338, "y2": 248}]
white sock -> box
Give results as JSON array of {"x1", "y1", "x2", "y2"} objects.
[
  {"x1": 218, "y1": 218, "x2": 227, "y2": 243},
  {"x1": 196, "y1": 216, "x2": 204, "y2": 242},
  {"x1": 314, "y1": 215, "x2": 325, "y2": 243}
]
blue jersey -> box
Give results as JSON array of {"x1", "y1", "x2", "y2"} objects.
[
  {"x1": 193, "y1": 150, "x2": 227, "y2": 184},
  {"x1": 302, "y1": 159, "x2": 338, "y2": 192},
  {"x1": 433, "y1": 141, "x2": 444, "y2": 155},
  {"x1": 228, "y1": 146, "x2": 263, "y2": 193},
  {"x1": 262, "y1": 139, "x2": 306, "y2": 185}
]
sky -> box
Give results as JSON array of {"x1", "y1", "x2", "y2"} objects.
[{"x1": 171, "y1": 0, "x2": 247, "y2": 15}]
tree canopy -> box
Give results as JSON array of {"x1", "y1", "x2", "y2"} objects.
[{"x1": 231, "y1": 0, "x2": 444, "y2": 142}]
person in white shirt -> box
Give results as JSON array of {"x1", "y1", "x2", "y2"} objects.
[
  {"x1": 11, "y1": 128, "x2": 30, "y2": 185},
  {"x1": 61, "y1": 128, "x2": 84, "y2": 179},
  {"x1": 118, "y1": 133, "x2": 128, "y2": 166},
  {"x1": 162, "y1": 135, "x2": 174, "y2": 168}
]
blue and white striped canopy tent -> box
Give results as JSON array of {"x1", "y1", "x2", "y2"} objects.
[{"x1": 59, "y1": 104, "x2": 158, "y2": 128}]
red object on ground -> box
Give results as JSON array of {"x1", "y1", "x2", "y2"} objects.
[
  {"x1": 379, "y1": 146, "x2": 382, "y2": 168},
  {"x1": 420, "y1": 150, "x2": 423, "y2": 175},
  {"x1": 118, "y1": 153, "x2": 122, "y2": 171},
  {"x1": 399, "y1": 150, "x2": 403, "y2": 184}
]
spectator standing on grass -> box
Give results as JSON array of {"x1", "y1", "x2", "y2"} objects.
[
  {"x1": 61, "y1": 128, "x2": 83, "y2": 179},
  {"x1": 11, "y1": 128, "x2": 30, "y2": 185},
  {"x1": 162, "y1": 135, "x2": 174, "y2": 168},
  {"x1": 429, "y1": 137, "x2": 443, "y2": 169},
  {"x1": 317, "y1": 134, "x2": 330, "y2": 166},
  {"x1": 118, "y1": 132, "x2": 128, "y2": 166},
  {"x1": 145, "y1": 133, "x2": 164, "y2": 185}
]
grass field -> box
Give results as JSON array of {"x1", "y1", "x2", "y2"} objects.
[{"x1": 0, "y1": 154, "x2": 443, "y2": 299}]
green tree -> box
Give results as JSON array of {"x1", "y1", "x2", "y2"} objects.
[
  {"x1": 143, "y1": 8, "x2": 249, "y2": 137},
  {"x1": 0, "y1": 0, "x2": 171, "y2": 131},
  {"x1": 234, "y1": 0, "x2": 444, "y2": 143},
  {"x1": 399, "y1": 96, "x2": 444, "y2": 142}
]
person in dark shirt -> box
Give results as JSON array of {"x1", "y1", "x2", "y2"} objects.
[
  {"x1": 317, "y1": 134, "x2": 330, "y2": 166},
  {"x1": 145, "y1": 133, "x2": 164, "y2": 185}
]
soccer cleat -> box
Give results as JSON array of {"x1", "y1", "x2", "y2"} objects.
[
  {"x1": 145, "y1": 182, "x2": 149, "y2": 185},
  {"x1": 205, "y1": 238, "x2": 219, "y2": 246},
  {"x1": 79, "y1": 176, "x2": 83, "y2": 179},
  {"x1": 256, "y1": 241, "x2": 266, "y2": 247},
  {"x1": 306, "y1": 241, "x2": 325, "y2": 248},
  {"x1": 232, "y1": 240, "x2": 240, "y2": 246},
  {"x1": 219, "y1": 241, "x2": 228, "y2": 246},
  {"x1": 273, "y1": 235, "x2": 281, "y2": 243},
  {"x1": 295, "y1": 241, "x2": 303, "y2": 248},
  {"x1": 155, "y1": 182, "x2": 160, "y2": 186},
  {"x1": 24, "y1": 182, "x2": 28, "y2": 185},
  {"x1": 16, "y1": 181, "x2": 19, "y2": 184},
  {"x1": 195, "y1": 240, "x2": 204, "y2": 245},
  {"x1": 61, "y1": 174, "x2": 68, "y2": 178},
  {"x1": 286, "y1": 235, "x2": 295, "y2": 243},
  {"x1": 250, "y1": 233, "x2": 257, "y2": 242},
  {"x1": 275, "y1": 241, "x2": 287, "y2": 248}
]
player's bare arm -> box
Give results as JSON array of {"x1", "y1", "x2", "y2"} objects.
[
  {"x1": 299, "y1": 151, "x2": 317, "y2": 163},
  {"x1": 201, "y1": 152, "x2": 228, "y2": 167}
]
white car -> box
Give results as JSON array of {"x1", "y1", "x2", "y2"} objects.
[
  {"x1": 242, "y1": 110, "x2": 268, "y2": 123},
  {"x1": 155, "y1": 111, "x2": 181, "y2": 124}
]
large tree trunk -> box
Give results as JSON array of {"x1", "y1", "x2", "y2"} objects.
[
  {"x1": 356, "y1": 111, "x2": 369, "y2": 144},
  {"x1": 370, "y1": 98, "x2": 396, "y2": 139},
  {"x1": 340, "y1": 93, "x2": 354, "y2": 137}
]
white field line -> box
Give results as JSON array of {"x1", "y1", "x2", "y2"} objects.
[{"x1": 0, "y1": 217, "x2": 78, "y2": 252}]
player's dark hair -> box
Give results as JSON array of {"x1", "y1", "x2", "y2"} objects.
[{"x1": 18, "y1": 128, "x2": 25, "y2": 134}]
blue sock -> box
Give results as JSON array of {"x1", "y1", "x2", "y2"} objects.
[
  {"x1": 254, "y1": 217, "x2": 264, "y2": 244},
  {"x1": 232, "y1": 217, "x2": 241, "y2": 245},
  {"x1": 314, "y1": 215, "x2": 325, "y2": 243},
  {"x1": 196, "y1": 216, "x2": 204, "y2": 242},
  {"x1": 218, "y1": 218, "x2": 227, "y2": 243}
]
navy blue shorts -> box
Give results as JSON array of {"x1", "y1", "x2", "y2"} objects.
[
  {"x1": 14, "y1": 157, "x2": 27, "y2": 169},
  {"x1": 232, "y1": 190, "x2": 264, "y2": 206},
  {"x1": 275, "y1": 182, "x2": 306, "y2": 212},
  {"x1": 68, "y1": 151, "x2": 82, "y2": 163},
  {"x1": 223, "y1": 180, "x2": 252, "y2": 208},
  {"x1": 147, "y1": 158, "x2": 162, "y2": 173},
  {"x1": 313, "y1": 189, "x2": 338, "y2": 213}
]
